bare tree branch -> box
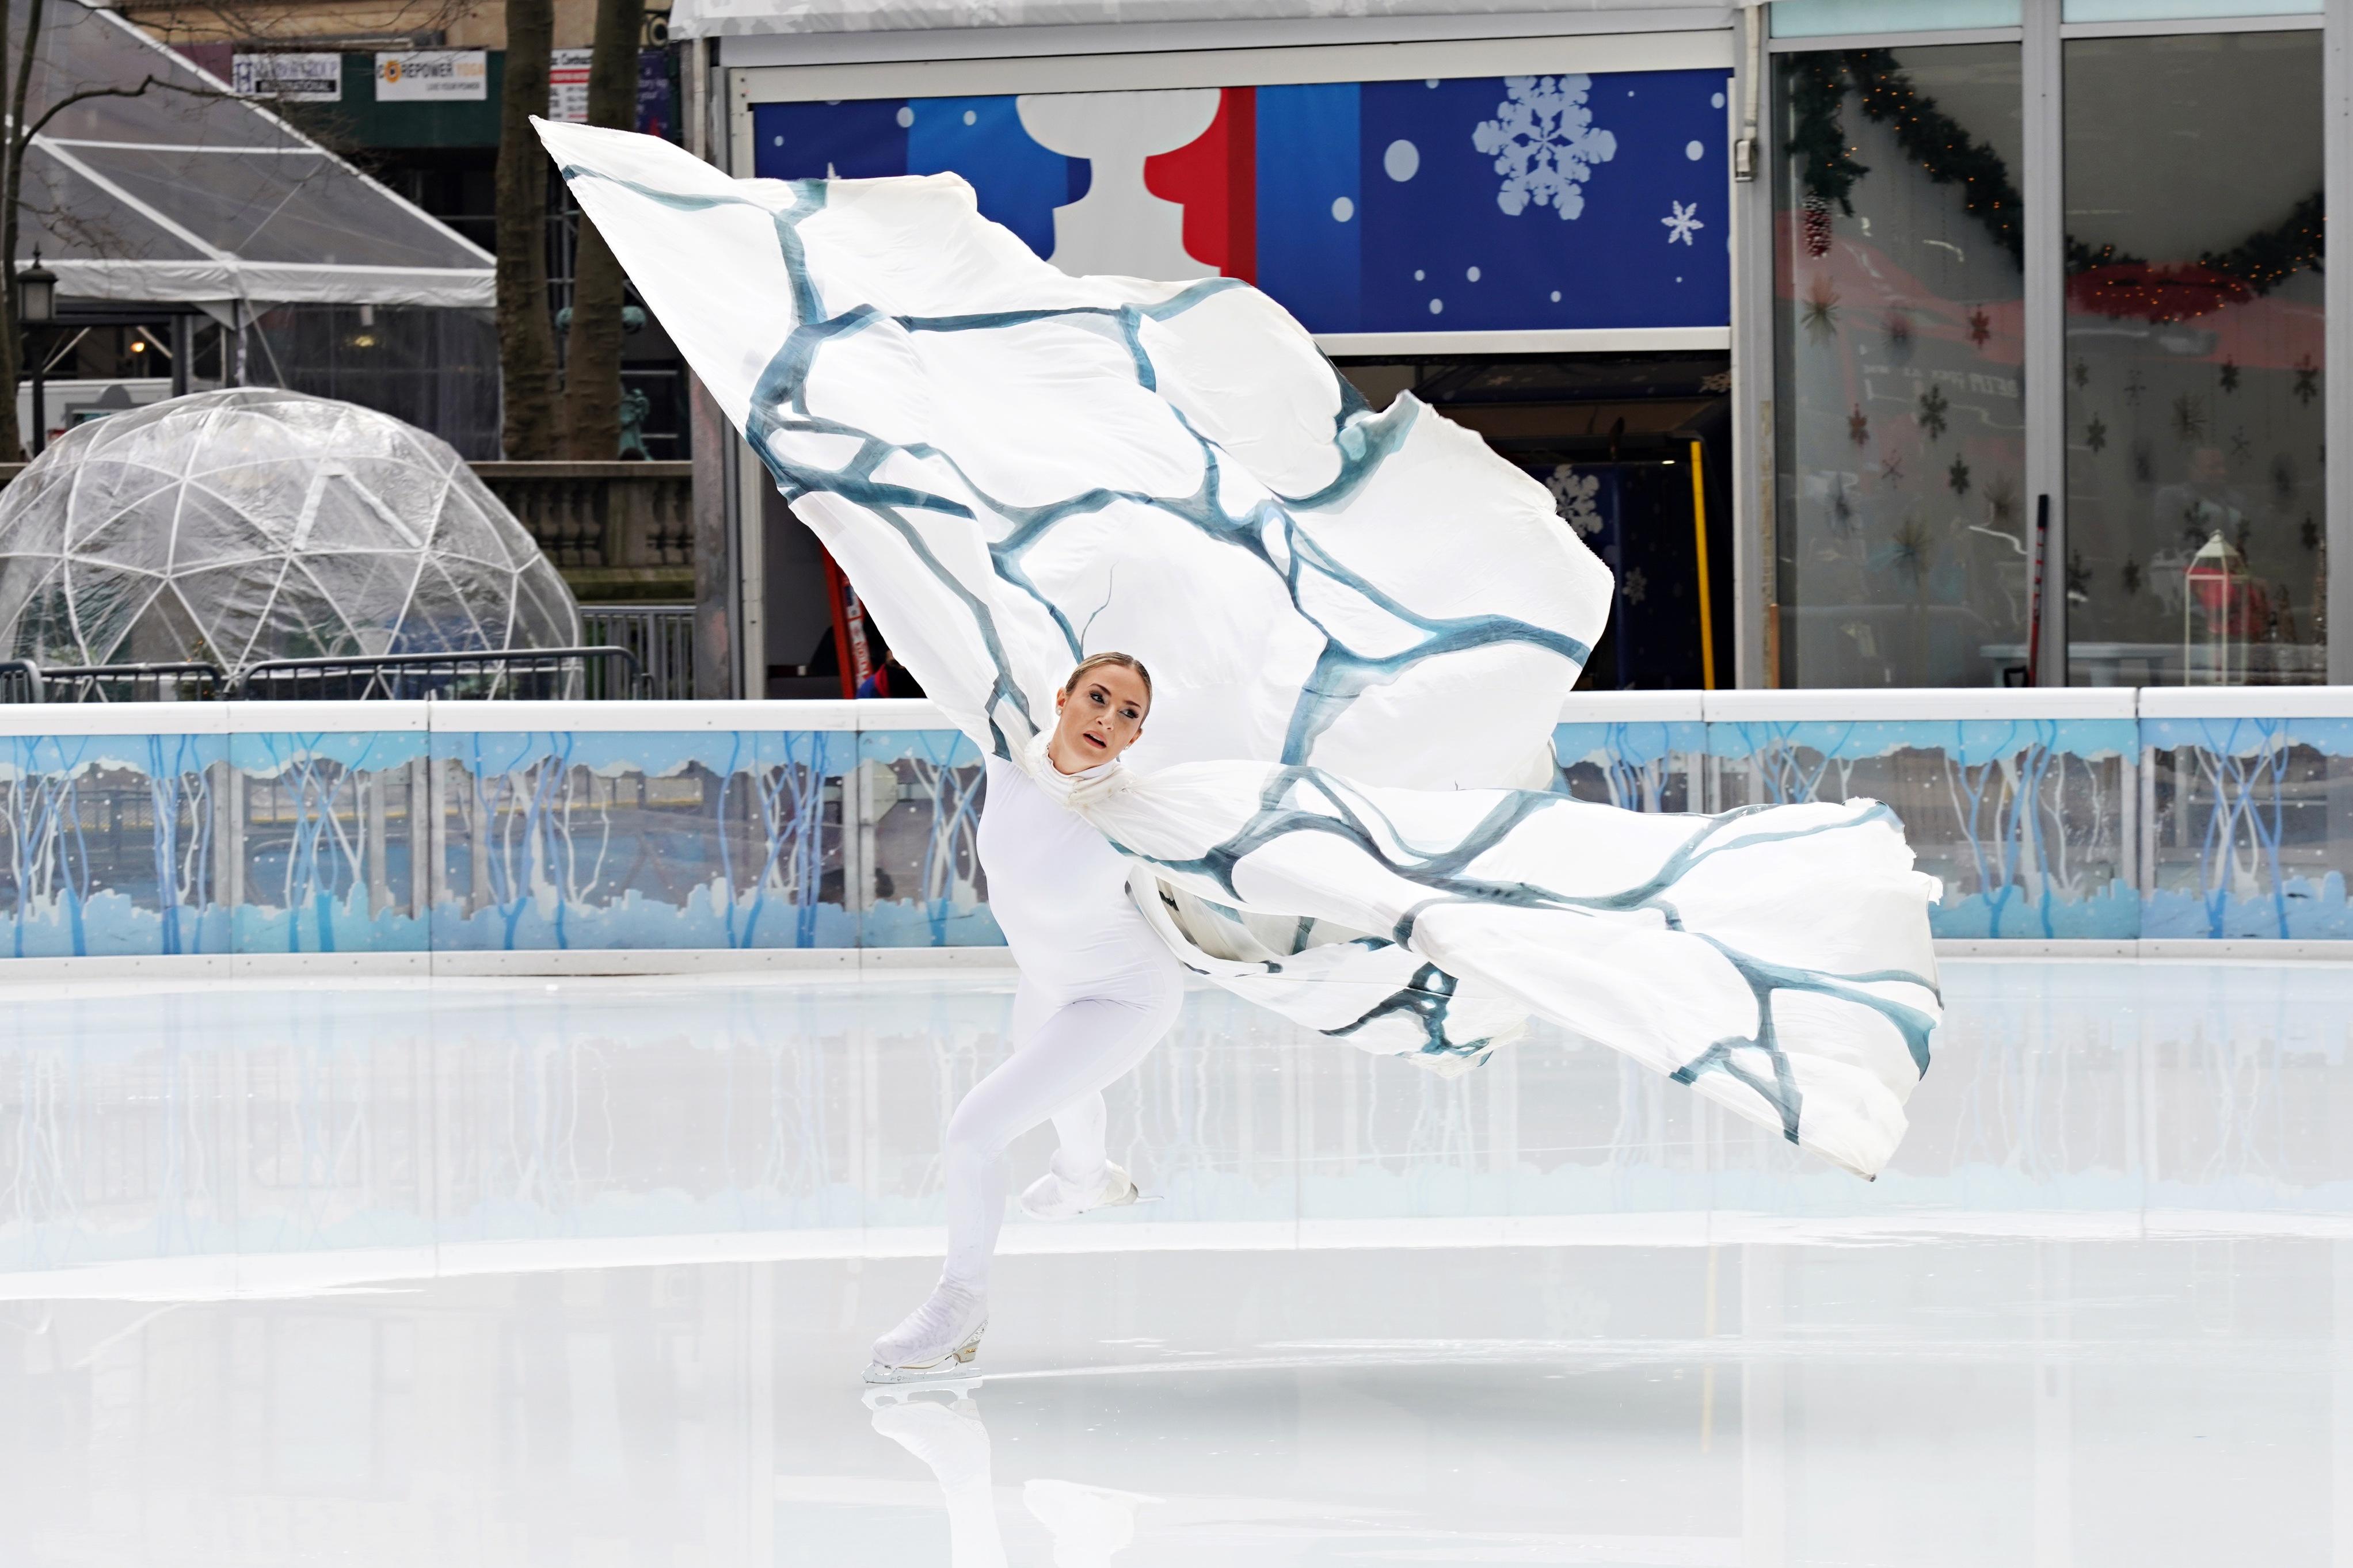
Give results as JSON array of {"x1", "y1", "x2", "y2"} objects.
[
  {"x1": 0, "y1": 29, "x2": 239, "y2": 457},
  {"x1": 21, "y1": 73, "x2": 230, "y2": 143}
]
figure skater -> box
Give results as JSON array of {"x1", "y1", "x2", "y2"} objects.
[
  {"x1": 546, "y1": 124, "x2": 1948, "y2": 1380},
  {"x1": 865, "y1": 652, "x2": 1181, "y2": 1384}
]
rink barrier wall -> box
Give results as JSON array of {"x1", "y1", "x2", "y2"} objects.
[{"x1": 1, "y1": 687, "x2": 2351, "y2": 965}]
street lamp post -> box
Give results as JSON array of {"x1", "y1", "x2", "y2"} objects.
[{"x1": 17, "y1": 251, "x2": 55, "y2": 456}]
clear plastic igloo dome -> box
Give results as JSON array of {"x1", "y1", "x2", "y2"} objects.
[{"x1": 0, "y1": 388, "x2": 580, "y2": 672}]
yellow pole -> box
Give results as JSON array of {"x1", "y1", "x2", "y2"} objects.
[{"x1": 1689, "y1": 438, "x2": 1716, "y2": 690}]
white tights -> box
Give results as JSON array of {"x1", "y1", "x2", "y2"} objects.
[{"x1": 942, "y1": 967, "x2": 1182, "y2": 1291}]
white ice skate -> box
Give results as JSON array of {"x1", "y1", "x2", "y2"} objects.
[
  {"x1": 865, "y1": 1280, "x2": 988, "y2": 1388},
  {"x1": 1019, "y1": 1161, "x2": 1141, "y2": 1220}
]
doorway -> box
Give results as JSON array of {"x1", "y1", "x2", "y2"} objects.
[{"x1": 1335, "y1": 352, "x2": 1734, "y2": 690}]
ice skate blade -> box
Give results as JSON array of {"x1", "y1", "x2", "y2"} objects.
[
  {"x1": 861, "y1": 1363, "x2": 978, "y2": 1410},
  {"x1": 862, "y1": 1324, "x2": 983, "y2": 1391},
  {"x1": 1019, "y1": 1172, "x2": 1150, "y2": 1222},
  {"x1": 861, "y1": 1372, "x2": 978, "y2": 1410}
]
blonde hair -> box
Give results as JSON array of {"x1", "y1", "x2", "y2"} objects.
[{"x1": 1063, "y1": 651, "x2": 1152, "y2": 711}]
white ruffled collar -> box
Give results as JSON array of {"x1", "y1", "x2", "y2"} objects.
[{"x1": 1022, "y1": 728, "x2": 1130, "y2": 809}]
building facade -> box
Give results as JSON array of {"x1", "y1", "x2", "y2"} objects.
[{"x1": 665, "y1": 0, "x2": 2352, "y2": 695}]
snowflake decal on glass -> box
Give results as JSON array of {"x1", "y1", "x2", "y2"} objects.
[
  {"x1": 1472, "y1": 75, "x2": 1618, "y2": 222},
  {"x1": 1546, "y1": 465, "x2": 1605, "y2": 536},
  {"x1": 1662, "y1": 200, "x2": 1703, "y2": 246}
]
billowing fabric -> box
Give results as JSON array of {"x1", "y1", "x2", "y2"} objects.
[{"x1": 538, "y1": 118, "x2": 1941, "y2": 1177}]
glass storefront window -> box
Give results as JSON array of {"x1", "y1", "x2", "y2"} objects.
[
  {"x1": 2062, "y1": 30, "x2": 2323, "y2": 685},
  {"x1": 2063, "y1": 1, "x2": 2317, "y2": 20},
  {"x1": 1771, "y1": 1, "x2": 2021, "y2": 37},
  {"x1": 1772, "y1": 44, "x2": 2026, "y2": 686}
]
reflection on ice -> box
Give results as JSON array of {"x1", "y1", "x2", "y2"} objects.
[
  {"x1": 869, "y1": 1391, "x2": 1154, "y2": 1568},
  {"x1": 2, "y1": 960, "x2": 2352, "y2": 1294},
  {"x1": 2, "y1": 962, "x2": 2351, "y2": 1564},
  {"x1": 3, "y1": 1221, "x2": 2348, "y2": 1563}
]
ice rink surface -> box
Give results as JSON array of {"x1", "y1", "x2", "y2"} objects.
[{"x1": 3, "y1": 957, "x2": 2351, "y2": 1566}]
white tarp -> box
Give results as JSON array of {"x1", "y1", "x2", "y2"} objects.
[{"x1": 20, "y1": 1, "x2": 494, "y2": 308}]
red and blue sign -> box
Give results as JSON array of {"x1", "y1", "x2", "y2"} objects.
[{"x1": 752, "y1": 70, "x2": 1730, "y2": 337}]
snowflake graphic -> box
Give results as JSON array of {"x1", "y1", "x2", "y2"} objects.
[
  {"x1": 1662, "y1": 200, "x2": 1703, "y2": 246},
  {"x1": 1546, "y1": 465, "x2": 1605, "y2": 537},
  {"x1": 1916, "y1": 385, "x2": 1950, "y2": 441},
  {"x1": 1472, "y1": 75, "x2": 1618, "y2": 222}
]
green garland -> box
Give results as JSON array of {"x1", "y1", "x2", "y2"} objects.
[
  {"x1": 2065, "y1": 190, "x2": 2324, "y2": 303},
  {"x1": 1789, "y1": 48, "x2": 2321, "y2": 310},
  {"x1": 1790, "y1": 48, "x2": 2023, "y2": 264},
  {"x1": 1784, "y1": 55, "x2": 1869, "y2": 213}
]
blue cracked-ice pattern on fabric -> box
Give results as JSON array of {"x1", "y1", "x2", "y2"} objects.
[
  {"x1": 553, "y1": 166, "x2": 1590, "y2": 768},
  {"x1": 1113, "y1": 764, "x2": 1938, "y2": 1144},
  {"x1": 547, "y1": 156, "x2": 1941, "y2": 1153}
]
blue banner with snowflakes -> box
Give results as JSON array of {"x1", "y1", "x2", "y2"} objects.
[{"x1": 752, "y1": 68, "x2": 1731, "y2": 337}]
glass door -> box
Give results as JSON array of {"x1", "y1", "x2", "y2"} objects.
[
  {"x1": 1771, "y1": 43, "x2": 2028, "y2": 687},
  {"x1": 1765, "y1": 5, "x2": 2329, "y2": 688},
  {"x1": 2060, "y1": 28, "x2": 2324, "y2": 685}
]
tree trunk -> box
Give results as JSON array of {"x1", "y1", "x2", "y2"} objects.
[
  {"x1": 495, "y1": 0, "x2": 559, "y2": 459},
  {"x1": 0, "y1": 0, "x2": 40, "y2": 464},
  {"x1": 559, "y1": 0, "x2": 646, "y2": 460}
]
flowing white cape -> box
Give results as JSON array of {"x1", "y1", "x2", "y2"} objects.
[{"x1": 537, "y1": 119, "x2": 1942, "y2": 1177}]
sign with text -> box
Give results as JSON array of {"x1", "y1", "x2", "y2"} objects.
[
  {"x1": 233, "y1": 52, "x2": 341, "y2": 101},
  {"x1": 374, "y1": 49, "x2": 486, "y2": 102},
  {"x1": 549, "y1": 48, "x2": 593, "y2": 122}
]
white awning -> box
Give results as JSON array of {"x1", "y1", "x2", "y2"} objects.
[
  {"x1": 18, "y1": 3, "x2": 495, "y2": 309},
  {"x1": 675, "y1": 0, "x2": 1739, "y2": 40}
]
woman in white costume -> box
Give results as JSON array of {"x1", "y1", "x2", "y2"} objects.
[
  {"x1": 534, "y1": 119, "x2": 1947, "y2": 1380},
  {"x1": 867, "y1": 653, "x2": 1178, "y2": 1383}
]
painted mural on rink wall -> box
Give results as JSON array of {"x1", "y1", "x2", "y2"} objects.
[{"x1": 0, "y1": 697, "x2": 2348, "y2": 959}]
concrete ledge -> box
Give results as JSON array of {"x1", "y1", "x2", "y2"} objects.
[
  {"x1": 427, "y1": 946, "x2": 1015, "y2": 977},
  {"x1": 2134, "y1": 938, "x2": 2353, "y2": 962},
  {"x1": 0, "y1": 953, "x2": 234, "y2": 983},
  {"x1": 1935, "y1": 939, "x2": 2137, "y2": 960},
  {"x1": 234, "y1": 952, "x2": 430, "y2": 978},
  {"x1": 429, "y1": 948, "x2": 861, "y2": 976},
  {"x1": 6, "y1": 943, "x2": 2353, "y2": 986},
  {"x1": 861, "y1": 946, "x2": 1018, "y2": 969},
  {"x1": 1935, "y1": 938, "x2": 2353, "y2": 962}
]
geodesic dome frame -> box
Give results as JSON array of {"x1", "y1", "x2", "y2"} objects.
[{"x1": 0, "y1": 388, "x2": 581, "y2": 672}]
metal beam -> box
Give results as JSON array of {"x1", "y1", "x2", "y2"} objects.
[
  {"x1": 2329, "y1": 0, "x2": 2353, "y2": 681},
  {"x1": 2024, "y1": 0, "x2": 2069, "y2": 685}
]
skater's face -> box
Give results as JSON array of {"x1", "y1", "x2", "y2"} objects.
[{"x1": 1048, "y1": 663, "x2": 1149, "y2": 773}]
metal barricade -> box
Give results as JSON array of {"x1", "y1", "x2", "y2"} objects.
[
  {"x1": 581, "y1": 605, "x2": 694, "y2": 700},
  {"x1": 230, "y1": 647, "x2": 649, "y2": 701},
  {"x1": 40, "y1": 662, "x2": 226, "y2": 703}
]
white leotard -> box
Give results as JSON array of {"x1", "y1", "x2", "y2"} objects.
[
  {"x1": 936, "y1": 749, "x2": 1182, "y2": 1291},
  {"x1": 975, "y1": 756, "x2": 1172, "y2": 1002}
]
